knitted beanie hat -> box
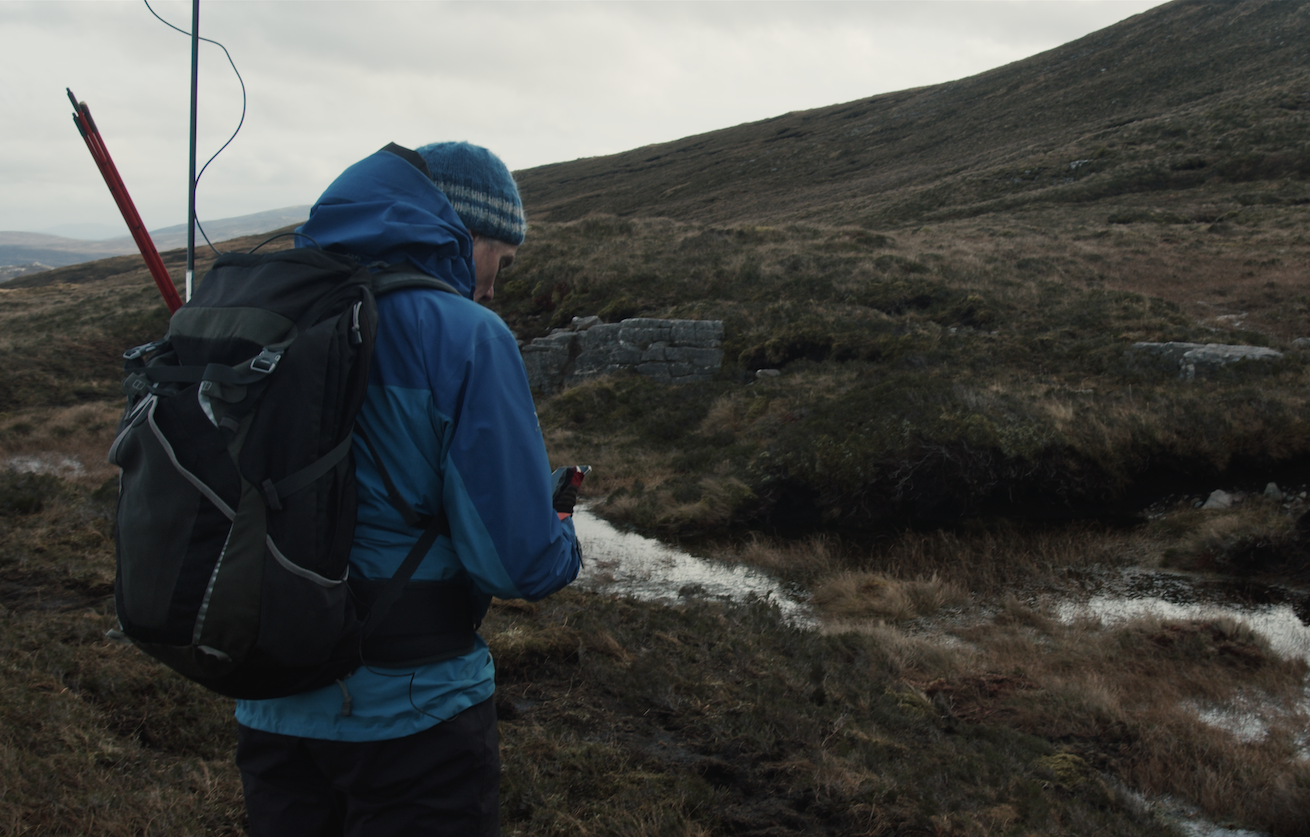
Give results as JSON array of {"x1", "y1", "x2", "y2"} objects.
[{"x1": 414, "y1": 142, "x2": 526, "y2": 245}]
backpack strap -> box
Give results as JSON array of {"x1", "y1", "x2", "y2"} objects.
[
  {"x1": 354, "y1": 512, "x2": 453, "y2": 654},
  {"x1": 351, "y1": 426, "x2": 476, "y2": 668},
  {"x1": 355, "y1": 425, "x2": 446, "y2": 531},
  {"x1": 348, "y1": 277, "x2": 471, "y2": 666},
  {"x1": 369, "y1": 264, "x2": 463, "y2": 299},
  {"x1": 260, "y1": 432, "x2": 354, "y2": 511}
]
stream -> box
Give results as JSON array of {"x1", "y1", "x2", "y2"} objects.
[
  {"x1": 4, "y1": 453, "x2": 1303, "y2": 835},
  {"x1": 1054, "y1": 567, "x2": 1310, "y2": 664},
  {"x1": 571, "y1": 510, "x2": 1308, "y2": 837},
  {"x1": 571, "y1": 509, "x2": 812, "y2": 625}
]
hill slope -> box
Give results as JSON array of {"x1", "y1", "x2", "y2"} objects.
[
  {"x1": 5, "y1": 0, "x2": 1309, "y2": 536},
  {"x1": 0, "y1": 232, "x2": 134, "y2": 271},
  {"x1": 0, "y1": 207, "x2": 310, "y2": 277},
  {"x1": 518, "y1": 0, "x2": 1310, "y2": 227}
]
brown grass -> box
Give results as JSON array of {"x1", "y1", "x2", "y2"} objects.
[
  {"x1": 0, "y1": 471, "x2": 244, "y2": 835},
  {"x1": 811, "y1": 572, "x2": 968, "y2": 622},
  {"x1": 873, "y1": 600, "x2": 1310, "y2": 835},
  {"x1": 0, "y1": 402, "x2": 122, "y2": 488}
]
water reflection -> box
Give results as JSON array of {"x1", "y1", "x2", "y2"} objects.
[
  {"x1": 567, "y1": 513, "x2": 1303, "y2": 837},
  {"x1": 571, "y1": 509, "x2": 811, "y2": 625},
  {"x1": 1055, "y1": 566, "x2": 1310, "y2": 770},
  {"x1": 1054, "y1": 568, "x2": 1310, "y2": 663}
]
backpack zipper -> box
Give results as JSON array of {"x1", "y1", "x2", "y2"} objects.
[{"x1": 349, "y1": 301, "x2": 363, "y2": 346}]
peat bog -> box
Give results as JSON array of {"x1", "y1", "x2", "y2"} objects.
[{"x1": 5, "y1": 0, "x2": 1310, "y2": 833}]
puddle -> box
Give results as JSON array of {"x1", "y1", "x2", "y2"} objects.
[
  {"x1": 1055, "y1": 567, "x2": 1310, "y2": 769},
  {"x1": 571, "y1": 509, "x2": 812, "y2": 625},
  {"x1": 1123, "y1": 787, "x2": 1270, "y2": 837},
  {"x1": 5, "y1": 454, "x2": 85, "y2": 479},
  {"x1": 567, "y1": 513, "x2": 1299, "y2": 834},
  {"x1": 1053, "y1": 568, "x2": 1310, "y2": 663}
]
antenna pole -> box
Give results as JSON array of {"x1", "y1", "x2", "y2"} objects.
[{"x1": 186, "y1": 0, "x2": 199, "y2": 302}]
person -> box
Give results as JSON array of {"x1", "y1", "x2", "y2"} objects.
[{"x1": 232, "y1": 141, "x2": 583, "y2": 836}]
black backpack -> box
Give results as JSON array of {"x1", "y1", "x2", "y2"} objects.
[{"x1": 109, "y1": 247, "x2": 480, "y2": 700}]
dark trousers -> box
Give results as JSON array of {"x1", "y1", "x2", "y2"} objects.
[{"x1": 237, "y1": 697, "x2": 500, "y2": 837}]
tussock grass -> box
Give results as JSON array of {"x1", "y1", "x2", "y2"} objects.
[
  {"x1": 1154, "y1": 496, "x2": 1306, "y2": 576},
  {"x1": 811, "y1": 572, "x2": 968, "y2": 622},
  {"x1": 699, "y1": 502, "x2": 1310, "y2": 834},
  {"x1": 1, "y1": 402, "x2": 123, "y2": 488},
  {"x1": 518, "y1": 210, "x2": 1310, "y2": 536},
  {"x1": 934, "y1": 608, "x2": 1310, "y2": 836},
  {"x1": 4, "y1": 442, "x2": 1307, "y2": 834},
  {"x1": 0, "y1": 467, "x2": 244, "y2": 835},
  {"x1": 487, "y1": 590, "x2": 1165, "y2": 837}
]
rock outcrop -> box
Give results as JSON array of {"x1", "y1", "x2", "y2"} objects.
[
  {"x1": 522, "y1": 316, "x2": 724, "y2": 394},
  {"x1": 1126, "y1": 342, "x2": 1283, "y2": 380}
]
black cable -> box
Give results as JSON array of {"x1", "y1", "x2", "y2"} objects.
[
  {"x1": 248, "y1": 231, "x2": 321, "y2": 254},
  {"x1": 143, "y1": 0, "x2": 246, "y2": 258},
  {"x1": 362, "y1": 662, "x2": 464, "y2": 724}
]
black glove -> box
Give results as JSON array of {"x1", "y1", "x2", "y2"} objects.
[{"x1": 550, "y1": 465, "x2": 589, "y2": 515}]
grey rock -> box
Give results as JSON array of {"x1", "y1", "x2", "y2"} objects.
[
  {"x1": 756, "y1": 369, "x2": 782, "y2": 378},
  {"x1": 670, "y1": 347, "x2": 724, "y2": 368},
  {"x1": 1202, "y1": 489, "x2": 1233, "y2": 510},
  {"x1": 1265, "y1": 482, "x2": 1284, "y2": 501},
  {"x1": 579, "y1": 324, "x2": 621, "y2": 351},
  {"x1": 1126, "y1": 342, "x2": 1283, "y2": 380},
  {"x1": 1292, "y1": 337, "x2": 1310, "y2": 349},
  {"x1": 641, "y1": 343, "x2": 669, "y2": 362},
  {"x1": 522, "y1": 317, "x2": 725, "y2": 393},
  {"x1": 1180, "y1": 344, "x2": 1282, "y2": 380}
]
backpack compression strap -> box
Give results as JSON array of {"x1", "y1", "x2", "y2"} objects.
[
  {"x1": 370, "y1": 265, "x2": 463, "y2": 299},
  {"x1": 351, "y1": 426, "x2": 478, "y2": 668}
]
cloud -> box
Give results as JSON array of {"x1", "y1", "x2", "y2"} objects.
[{"x1": 1, "y1": 0, "x2": 1165, "y2": 232}]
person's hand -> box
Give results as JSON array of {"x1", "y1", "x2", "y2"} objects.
[{"x1": 550, "y1": 466, "x2": 589, "y2": 518}]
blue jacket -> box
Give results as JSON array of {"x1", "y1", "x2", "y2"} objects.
[{"x1": 235, "y1": 147, "x2": 581, "y2": 741}]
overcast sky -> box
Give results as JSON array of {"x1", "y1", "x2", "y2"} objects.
[{"x1": 3, "y1": 0, "x2": 1167, "y2": 238}]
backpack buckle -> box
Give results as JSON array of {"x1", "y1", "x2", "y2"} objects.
[
  {"x1": 123, "y1": 373, "x2": 151, "y2": 397},
  {"x1": 123, "y1": 339, "x2": 167, "y2": 363},
  {"x1": 250, "y1": 347, "x2": 285, "y2": 374}
]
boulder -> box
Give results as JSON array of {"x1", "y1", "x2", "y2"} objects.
[
  {"x1": 1126, "y1": 342, "x2": 1283, "y2": 380},
  {"x1": 1201, "y1": 489, "x2": 1233, "y2": 510},
  {"x1": 522, "y1": 316, "x2": 725, "y2": 394}
]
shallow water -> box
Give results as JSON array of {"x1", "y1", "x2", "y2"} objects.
[
  {"x1": 1053, "y1": 567, "x2": 1310, "y2": 663},
  {"x1": 571, "y1": 509, "x2": 811, "y2": 624},
  {"x1": 567, "y1": 515, "x2": 1302, "y2": 836},
  {"x1": 5, "y1": 453, "x2": 85, "y2": 479},
  {"x1": 1054, "y1": 566, "x2": 1310, "y2": 773}
]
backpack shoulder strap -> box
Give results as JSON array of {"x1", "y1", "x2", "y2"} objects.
[{"x1": 370, "y1": 266, "x2": 463, "y2": 298}]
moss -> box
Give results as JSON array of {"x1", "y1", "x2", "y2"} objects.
[{"x1": 0, "y1": 471, "x2": 64, "y2": 516}]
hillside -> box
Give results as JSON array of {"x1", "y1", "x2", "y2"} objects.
[
  {"x1": 6, "y1": 0, "x2": 1310, "y2": 534},
  {"x1": 0, "y1": 232, "x2": 133, "y2": 271},
  {"x1": 518, "y1": 0, "x2": 1310, "y2": 228},
  {"x1": 0, "y1": 207, "x2": 310, "y2": 279},
  {"x1": 4, "y1": 2, "x2": 1310, "y2": 834}
]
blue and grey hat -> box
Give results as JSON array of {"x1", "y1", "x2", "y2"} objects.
[{"x1": 414, "y1": 141, "x2": 526, "y2": 245}]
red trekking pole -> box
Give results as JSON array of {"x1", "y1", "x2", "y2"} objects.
[{"x1": 67, "y1": 88, "x2": 184, "y2": 314}]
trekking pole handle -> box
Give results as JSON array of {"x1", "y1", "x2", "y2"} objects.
[{"x1": 66, "y1": 88, "x2": 184, "y2": 314}]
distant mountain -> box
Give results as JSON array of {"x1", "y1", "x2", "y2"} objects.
[
  {"x1": 121, "y1": 206, "x2": 312, "y2": 252},
  {"x1": 0, "y1": 206, "x2": 311, "y2": 279},
  {"x1": 0, "y1": 232, "x2": 134, "y2": 270},
  {"x1": 37, "y1": 222, "x2": 124, "y2": 240},
  {"x1": 517, "y1": 0, "x2": 1310, "y2": 227}
]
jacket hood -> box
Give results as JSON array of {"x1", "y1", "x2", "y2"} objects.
[{"x1": 296, "y1": 147, "x2": 476, "y2": 299}]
